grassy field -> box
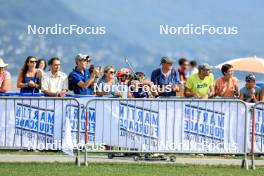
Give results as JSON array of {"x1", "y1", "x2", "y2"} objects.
[{"x1": 0, "y1": 162, "x2": 263, "y2": 176}]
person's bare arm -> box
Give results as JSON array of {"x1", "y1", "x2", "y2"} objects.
[
  {"x1": 42, "y1": 90, "x2": 57, "y2": 97},
  {"x1": 209, "y1": 85, "x2": 215, "y2": 97},
  {"x1": 255, "y1": 93, "x2": 260, "y2": 102},
  {"x1": 127, "y1": 91, "x2": 133, "y2": 98},
  {"x1": 42, "y1": 89, "x2": 68, "y2": 97},
  {"x1": 95, "y1": 90, "x2": 108, "y2": 96},
  {"x1": 180, "y1": 75, "x2": 184, "y2": 82},
  {"x1": 184, "y1": 87, "x2": 194, "y2": 97},
  {"x1": 77, "y1": 69, "x2": 99, "y2": 89},
  {"x1": 0, "y1": 79, "x2": 10, "y2": 93},
  {"x1": 77, "y1": 74, "x2": 96, "y2": 89},
  {"x1": 17, "y1": 72, "x2": 25, "y2": 88}
]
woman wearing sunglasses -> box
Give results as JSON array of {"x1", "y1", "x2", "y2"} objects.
[
  {"x1": 17, "y1": 56, "x2": 41, "y2": 93},
  {"x1": 95, "y1": 65, "x2": 122, "y2": 97}
]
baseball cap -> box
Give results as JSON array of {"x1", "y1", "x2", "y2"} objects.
[
  {"x1": 198, "y1": 63, "x2": 212, "y2": 71},
  {"x1": 245, "y1": 73, "x2": 256, "y2": 82},
  {"x1": 75, "y1": 53, "x2": 91, "y2": 63},
  {"x1": 160, "y1": 56, "x2": 174, "y2": 65}
]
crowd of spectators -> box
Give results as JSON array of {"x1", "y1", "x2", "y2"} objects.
[{"x1": 0, "y1": 55, "x2": 263, "y2": 103}]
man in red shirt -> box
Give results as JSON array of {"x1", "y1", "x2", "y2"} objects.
[{"x1": 178, "y1": 57, "x2": 189, "y2": 84}]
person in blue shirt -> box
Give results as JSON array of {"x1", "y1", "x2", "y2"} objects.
[
  {"x1": 68, "y1": 54, "x2": 99, "y2": 95},
  {"x1": 151, "y1": 56, "x2": 181, "y2": 97},
  {"x1": 240, "y1": 74, "x2": 261, "y2": 103}
]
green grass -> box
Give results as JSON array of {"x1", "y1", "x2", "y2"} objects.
[{"x1": 0, "y1": 162, "x2": 263, "y2": 176}]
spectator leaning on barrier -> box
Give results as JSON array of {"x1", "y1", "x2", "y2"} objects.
[
  {"x1": 129, "y1": 71, "x2": 158, "y2": 98},
  {"x1": 17, "y1": 56, "x2": 41, "y2": 93},
  {"x1": 36, "y1": 58, "x2": 47, "y2": 78},
  {"x1": 151, "y1": 56, "x2": 181, "y2": 97},
  {"x1": 189, "y1": 60, "x2": 199, "y2": 75},
  {"x1": 68, "y1": 54, "x2": 99, "y2": 95},
  {"x1": 215, "y1": 64, "x2": 239, "y2": 97},
  {"x1": 184, "y1": 63, "x2": 215, "y2": 99},
  {"x1": 95, "y1": 65, "x2": 122, "y2": 97},
  {"x1": 41, "y1": 57, "x2": 68, "y2": 97},
  {"x1": 178, "y1": 57, "x2": 189, "y2": 84},
  {"x1": 239, "y1": 74, "x2": 261, "y2": 103},
  {"x1": 0, "y1": 58, "x2": 11, "y2": 93},
  {"x1": 116, "y1": 68, "x2": 133, "y2": 98}
]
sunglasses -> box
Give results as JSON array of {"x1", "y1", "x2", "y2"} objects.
[
  {"x1": 29, "y1": 60, "x2": 37, "y2": 63},
  {"x1": 121, "y1": 74, "x2": 129, "y2": 78},
  {"x1": 108, "y1": 70, "x2": 116, "y2": 74},
  {"x1": 79, "y1": 58, "x2": 90, "y2": 62}
]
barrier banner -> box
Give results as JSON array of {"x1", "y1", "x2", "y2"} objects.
[
  {"x1": 85, "y1": 100, "x2": 248, "y2": 153},
  {"x1": 251, "y1": 105, "x2": 264, "y2": 153},
  {"x1": 0, "y1": 99, "x2": 78, "y2": 152},
  {"x1": 0, "y1": 98, "x2": 251, "y2": 154}
]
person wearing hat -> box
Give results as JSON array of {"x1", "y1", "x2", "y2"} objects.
[
  {"x1": 240, "y1": 74, "x2": 261, "y2": 103},
  {"x1": 184, "y1": 63, "x2": 215, "y2": 99},
  {"x1": 0, "y1": 58, "x2": 11, "y2": 93},
  {"x1": 68, "y1": 54, "x2": 99, "y2": 95},
  {"x1": 151, "y1": 56, "x2": 180, "y2": 97}
]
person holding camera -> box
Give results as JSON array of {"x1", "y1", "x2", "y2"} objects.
[{"x1": 68, "y1": 54, "x2": 99, "y2": 95}]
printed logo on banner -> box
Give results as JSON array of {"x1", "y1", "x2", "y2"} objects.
[
  {"x1": 184, "y1": 104, "x2": 225, "y2": 147},
  {"x1": 119, "y1": 103, "x2": 159, "y2": 147},
  {"x1": 65, "y1": 105, "x2": 95, "y2": 143},
  {"x1": 15, "y1": 103, "x2": 55, "y2": 143},
  {"x1": 251, "y1": 107, "x2": 264, "y2": 144}
]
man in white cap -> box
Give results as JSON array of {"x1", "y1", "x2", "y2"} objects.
[
  {"x1": 0, "y1": 58, "x2": 11, "y2": 93},
  {"x1": 68, "y1": 53, "x2": 99, "y2": 95}
]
